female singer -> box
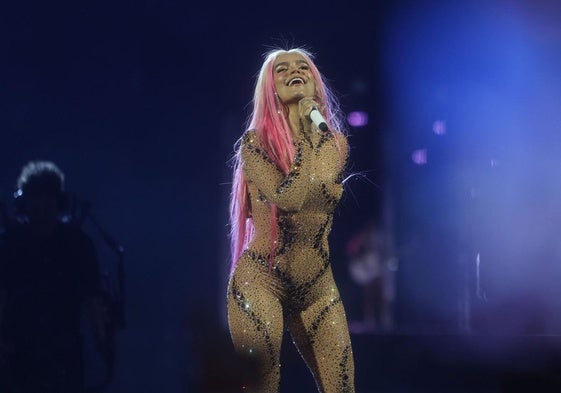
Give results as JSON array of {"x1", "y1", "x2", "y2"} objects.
[{"x1": 227, "y1": 48, "x2": 355, "y2": 393}]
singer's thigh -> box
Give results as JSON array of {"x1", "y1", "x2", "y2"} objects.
[
  {"x1": 227, "y1": 264, "x2": 284, "y2": 393},
  {"x1": 287, "y1": 288, "x2": 355, "y2": 392}
]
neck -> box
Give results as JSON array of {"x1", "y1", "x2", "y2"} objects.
[{"x1": 286, "y1": 105, "x2": 302, "y2": 139}]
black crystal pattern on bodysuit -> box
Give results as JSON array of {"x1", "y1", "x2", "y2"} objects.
[
  {"x1": 335, "y1": 166, "x2": 346, "y2": 185},
  {"x1": 291, "y1": 248, "x2": 330, "y2": 303},
  {"x1": 270, "y1": 216, "x2": 333, "y2": 312},
  {"x1": 275, "y1": 215, "x2": 297, "y2": 256},
  {"x1": 339, "y1": 345, "x2": 352, "y2": 393},
  {"x1": 309, "y1": 297, "x2": 342, "y2": 344},
  {"x1": 315, "y1": 130, "x2": 331, "y2": 152},
  {"x1": 243, "y1": 133, "x2": 275, "y2": 166},
  {"x1": 231, "y1": 278, "x2": 277, "y2": 369},
  {"x1": 257, "y1": 189, "x2": 268, "y2": 203},
  {"x1": 321, "y1": 183, "x2": 339, "y2": 208},
  {"x1": 245, "y1": 250, "x2": 269, "y2": 268},
  {"x1": 276, "y1": 143, "x2": 304, "y2": 195},
  {"x1": 313, "y1": 216, "x2": 332, "y2": 249}
]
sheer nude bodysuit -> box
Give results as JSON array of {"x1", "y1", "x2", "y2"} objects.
[{"x1": 227, "y1": 127, "x2": 355, "y2": 393}]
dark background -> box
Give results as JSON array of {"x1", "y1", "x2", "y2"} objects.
[{"x1": 2, "y1": 0, "x2": 561, "y2": 391}]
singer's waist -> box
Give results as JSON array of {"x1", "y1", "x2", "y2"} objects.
[{"x1": 252, "y1": 213, "x2": 332, "y2": 244}]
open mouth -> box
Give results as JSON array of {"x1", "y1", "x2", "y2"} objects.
[{"x1": 287, "y1": 77, "x2": 304, "y2": 86}]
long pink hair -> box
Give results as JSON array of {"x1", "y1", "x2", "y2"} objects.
[{"x1": 229, "y1": 48, "x2": 345, "y2": 272}]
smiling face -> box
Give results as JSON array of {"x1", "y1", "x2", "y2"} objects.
[{"x1": 273, "y1": 52, "x2": 317, "y2": 106}]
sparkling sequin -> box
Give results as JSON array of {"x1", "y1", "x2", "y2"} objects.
[
  {"x1": 315, "y1": 130, "x2": 331, "y2": 152},
  {"x1": 277, "y1": 143, "x2": 304, "y2": 195},
  {"x1": 309, "y1": 297, "x2": 342, "y2": 344},
  {"x1": 228, "y1": 129, "x2": 354, "y2": 392},
  {"x1": 231, "y1": 277, "x2": 278, "y2": 369}
]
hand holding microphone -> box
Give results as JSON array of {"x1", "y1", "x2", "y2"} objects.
[
  {"x1": 309, "y1": 108, "x2": 328, "y2": 132},
  {"x1": 298, "y1": 98, "x2": 328, "y2": 134}
]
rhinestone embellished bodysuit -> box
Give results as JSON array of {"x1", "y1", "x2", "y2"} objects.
[{"x1": 227, "y1": 128, "x2": 355, "y2": 393}]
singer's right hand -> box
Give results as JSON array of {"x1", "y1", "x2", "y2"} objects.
[{"x1": 298, "y1": 97, "x2": 319, "y2": 136}]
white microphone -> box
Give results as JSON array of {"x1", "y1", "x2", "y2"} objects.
[{"x1": 309, "y1": 108, "x2": 328, "y2": 132}]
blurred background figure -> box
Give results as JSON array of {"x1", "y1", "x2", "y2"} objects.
[
  {"x1": 0, "y1": 161, "x2": 110, "y2": 393},
  {"x1": 346, "y1": 221, "x2": 396, "y2": 333}
]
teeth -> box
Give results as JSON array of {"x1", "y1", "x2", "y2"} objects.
[{"x1": 288, "y1": 78, "x2": 304, "y2": 86}]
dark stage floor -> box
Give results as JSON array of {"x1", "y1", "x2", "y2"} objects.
[{"x1": 279, "y1": 333, "x2": 561, "y2": 392}]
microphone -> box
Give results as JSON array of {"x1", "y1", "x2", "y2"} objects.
[{"x1": 309, "y1": 108, "x2": 328, "y2": 132}]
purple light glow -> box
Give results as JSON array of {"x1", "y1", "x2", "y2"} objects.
[
  {"x1": 433, "y1": 120, "x2": 446, "y2": 135},
  {"x1": 412, "y1": 149, "x2": 428, "y2": 165},
  {"x1": 347, "y1": 111, "x2": 369, "y2": 127}
]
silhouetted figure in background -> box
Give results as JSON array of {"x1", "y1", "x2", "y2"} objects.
[
  {"x1": 0, "y1": 161, "x2": 107, "y2": 393},
  {"x1": 347, "y1": 222, "x2": 396, "y2": 333}
]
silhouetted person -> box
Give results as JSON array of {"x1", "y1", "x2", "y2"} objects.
[
  {"x1": 0, "y1": 161, "x2": 106, "y2": 393},
  {"x1": 347, "y1": 222, "x2": 396, "y2": 333}
]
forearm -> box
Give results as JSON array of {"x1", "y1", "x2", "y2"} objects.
[{"x1": 243, "y1": 134, "x2": 313, "y2": 211}]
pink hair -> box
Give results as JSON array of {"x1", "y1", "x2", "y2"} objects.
[{"x1": 229, "y1": 48, "x2": 345, "y2": 272}]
